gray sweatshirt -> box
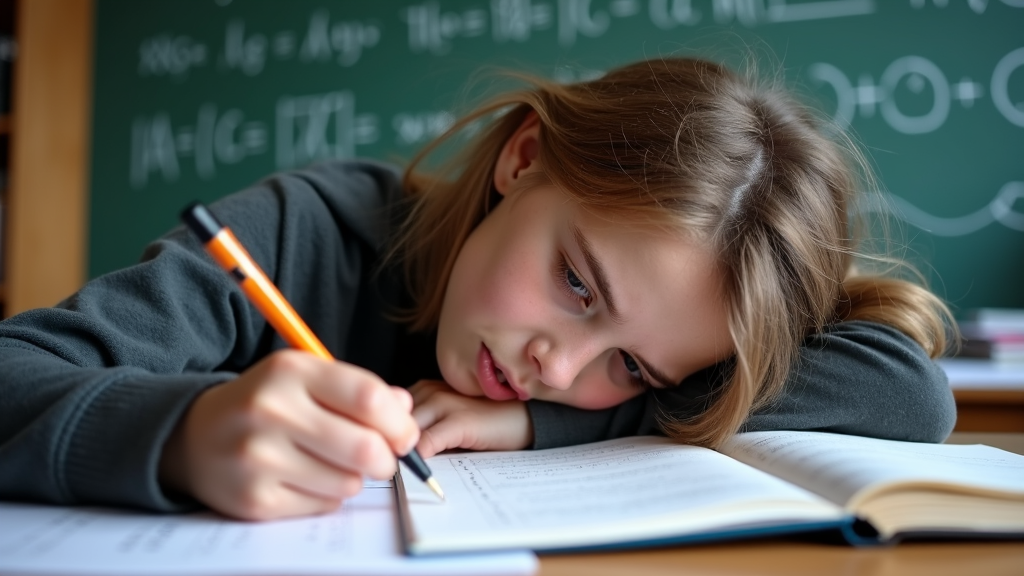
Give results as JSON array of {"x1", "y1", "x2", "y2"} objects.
[{"x1": 0, "y1": 160, "x2": 956, "y2": 512}]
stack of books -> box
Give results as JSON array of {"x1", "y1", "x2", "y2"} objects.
[{"x1": 958, "y1": 308, "x2": 1024, "y2": 364}]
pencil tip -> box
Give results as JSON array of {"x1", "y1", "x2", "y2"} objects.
[{"x1": 426, "y1": 477, "x2": 445, "y2": 501}]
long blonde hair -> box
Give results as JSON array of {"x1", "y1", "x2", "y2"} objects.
[{"x1": 388, "y1": 57, "x2": 953, "y2": 448}]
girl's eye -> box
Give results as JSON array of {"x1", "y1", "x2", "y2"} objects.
[
  {"x1": 556, "y1": 257, "x2": 593, "y2": 306},
  {"x1": 620, "y1": 350, "x2": 650, "y2": 390},
  {"x1": 565, "y1": 267, "x2": 591, "y2": 300}
]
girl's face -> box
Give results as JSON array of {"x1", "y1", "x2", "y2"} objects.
[{"x1": 435, "y1": 117, "x2": 734, "y2": 410}]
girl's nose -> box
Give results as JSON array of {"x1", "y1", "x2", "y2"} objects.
[{"x1": 526, "y1": 336, "x2": 589, "y2": 391}]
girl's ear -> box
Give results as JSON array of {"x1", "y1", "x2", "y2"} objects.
[{"x1": 493, "y1": 112, "x2": 541, "y2": 197}]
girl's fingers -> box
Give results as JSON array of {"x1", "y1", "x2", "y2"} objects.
[
  {"x1": 219, "y1": 434, "x2": 363, "y2": 520},
  {"x1": 410, "y1": 401, "x2": 443, "y2": 431},
  {"x1": 409, "y1": 380, "x2": 460, "y2": 428},
  {"x1": 417, "y1": 416, "x2": 478, "y2": 458},
  {"x1": 390, "y1": 386, "x2": 414, "y2": 413},
  {"x1": 305, "y1": 363, "x2": 420, "y2": 455},
  {"x1": 279, "y1": 441, "x2": 366, "y2": 502},
  {"x1": 257, "y1": 483, "x2": 344, "y2": 520},
  {"x1": 181, "y1": 351, "x2": 415, "y2": 521},
  {"x1": 408, "y1": 380, "x2": 449, "y2": 406},
  {"x1": 224, "y1": 478, "x2": 344, "y2": 521},
  {"x1": 289, "y1": 405, "x2": 400, "y2": 480}
]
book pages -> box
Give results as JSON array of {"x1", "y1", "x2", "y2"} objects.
[
  {"x1": 721, "y1": 431, "x2": 1024, "y2": 508},
  {"x1": 401, "y1": 436, "x2": 843, "y2": 554}
]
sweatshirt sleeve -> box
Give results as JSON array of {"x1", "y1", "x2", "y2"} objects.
[
  {"x1": 0, "y1": 161, "x2": 393, "y2": 511},
  {"x1": 0, "y1": 235, "x2": 252, "y2": 511},
  {"x1": 740, "y1": 320, "x2": 956, "y2": 442},
  {"x1": 527, "y1": 320, "x2": 956, "y2": 449}
]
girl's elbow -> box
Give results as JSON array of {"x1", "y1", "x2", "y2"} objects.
[{"x1": 910, "y1": 361, "x2": 957, "y2": 443}]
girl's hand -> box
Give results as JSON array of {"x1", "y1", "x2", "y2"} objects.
[
  {"x1": 409, "y1": 380, "x2": 534, "y2": 458},
  {"x1": 158, "y1": 350, "x2": 419, "y2": 521}
]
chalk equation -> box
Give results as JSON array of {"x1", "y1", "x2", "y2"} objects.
[
  {"x1": 136, "y1": 0, "x2": 905, "y2": 77},
  {"x1": 128, "y1": 84, "x2": 1022, "y2": 240},
  {"x1": 130, "y1": 92, "x2": 370, "y2": 188},
  {"x1": 129, "y1": 94, "x2": 464, "y2": 188},
  {"x1": 129, "y1": 41, "x2": 1023, "y2": 190},
  {"x1": 138, "y1": 10, "x2": 380, "y2": 77}
]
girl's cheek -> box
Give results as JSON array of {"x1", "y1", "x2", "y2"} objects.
[
  {"x1": 484, "y1": 254, "x2": 549, "y2": 321},
  {"x1": 559, "y1": 384, "x2": 642, "y2": 411}
]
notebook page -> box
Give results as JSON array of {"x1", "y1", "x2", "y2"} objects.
[
  {"x1": 402, "y1": 436, "x2": 842, "y2": 553},
  {"x1": 0, "y1": 485, "x2": 536, "y2": 576},
  {"x1": 721, "y1": 431, "x2": 1024, "y2": 508}
]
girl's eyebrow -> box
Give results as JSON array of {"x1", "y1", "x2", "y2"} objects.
[
  {"x1": 570, "y1": 223, "x2": 622, "y2": 323},
  {"x1": 570, "y1": 223, "x2": 678, "y2": 389}
]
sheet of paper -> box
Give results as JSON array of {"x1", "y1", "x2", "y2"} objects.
[
  {"x1": 721, "y1": 430, "x2": 1024, "y2": 507},
  {"x1": 402, "y1": 437, "x2": 842, "y2": 553},
  {"x1": 0, "y1": 484, "x2": 536, "y2": 576}
]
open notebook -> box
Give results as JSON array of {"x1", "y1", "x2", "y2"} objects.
[{"x1": 397, "y1": 430, "x2": 1024, "y2": 555}]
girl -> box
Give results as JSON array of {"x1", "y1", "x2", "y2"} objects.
[{"x1": 0, "y1": 57, "x2": 955, "y2": 521}]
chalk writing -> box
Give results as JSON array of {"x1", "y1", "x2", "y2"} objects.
[
  {"x1": 392, "y1": 111, "x2": 456, "y2": 145},
  {"x1": 491, "y1": 0, "x2": 555, "y2": 42},
  {"x1": 222, "y1": 20, "x2": 267, "y2": 76},
  {"x1": 129, "y1": 106, "x2": 269, "y2": 188},
  {"x1": 136, "y1": 1, "x2": 984, "y2": 77},
  {"x1": 403, "y1": 1, "x2": 488, "y2": 54},
  {"x1": 713, "y1": 0, "x2": 875, "y2": 26},
  {"x1": 141, "y1": 14, "x2": 381, "y2": 79},
  {"x1": 649, "y1": 0, "x2": 702, "y2": 27},
  {"x1": 275, "y1": 91, "x2": 378, "y2": 169},
  {"x1": 138, "y1": 34, "x2": 207, "y2": 77},
  {"x1": 299, "y1": 10, "x2": 381, "y2": 66}
]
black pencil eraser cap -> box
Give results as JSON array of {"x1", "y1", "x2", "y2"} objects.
[{"x1": 180, "y1": 202, "x2": 223, "y2": 243}]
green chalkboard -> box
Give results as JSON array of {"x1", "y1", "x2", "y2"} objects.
[{"x1": 90, "y1": 0, "x2": 1024, "y2": 313}]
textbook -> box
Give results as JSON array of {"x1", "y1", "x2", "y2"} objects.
[{"x1": 396, "y1": 430, "x2": 1024, "y2": 554}]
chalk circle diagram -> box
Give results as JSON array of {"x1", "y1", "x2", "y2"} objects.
[
  {"x1": 992, "y1": 47, "x2": 1024, "y2": 128},
  {"x1": 879, "y1": 56, "x2": 948, "y2": 135},
  {"x1": 810, "y1": 48, "x2": 1024, "y2": 237},
  {"x1": 807, "y1": 57, "x2": 952, "y2": 134},
  {"x1": 809, "y1": 48, "x2": 1024, "y2": 133}
]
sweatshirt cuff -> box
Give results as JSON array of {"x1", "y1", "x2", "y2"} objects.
[
  {"x1": 526, "y1": 400, "x2": 614, "y2": 450},
  {"x1": 63, "y1": 371, "x2": 233, "y2": 512}
]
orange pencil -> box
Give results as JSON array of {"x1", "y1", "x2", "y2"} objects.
[{"x1": 181, "y1": 202, "x2": 444, "y2": 501}]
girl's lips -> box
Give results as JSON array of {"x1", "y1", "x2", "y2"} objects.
[
  {"x1": 493, "y1": 357, "x2": 531, "y2": 401},
  {"x1": 477, "y1": 344, "x2": 519, "y2": 401}
]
